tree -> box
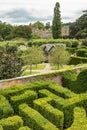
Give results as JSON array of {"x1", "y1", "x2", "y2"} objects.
[
  {"x1": 0, "y1": 44, "x2": 23, "y2": 80},
  {"x1": 52, "y1": 2, "x2": 61, "y2": 39},
  {"x1": 13, "y1": 25, "x2": 32, "y2": 39},
  {"x1": 50, "y1": 46, "x2": 70, "y2": 69},
  {"x1": 22, "y1": 46, "x2": 44, "y2": 73},
  {"x1": 0, "y1": 22, "x2": 13, "y2": 40},
  {"x1": 70, "y1": 11, "x2": 87, "y2": 38},
  {"x1": 33, "y1": 21, "x2": 45, "y2": 30}
]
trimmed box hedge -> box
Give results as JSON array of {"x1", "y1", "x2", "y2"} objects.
[
  {"x1": 19, "y1": 103, "x2": 59, "y2": 130},
  {"x1": 0, "y1": 125, "x2": 3, "y2": 130},
  {"x1": 76, "y1": 48, "x2": 87, "y2": 57},
  {"x1": 39, "y1": 89, "x2": 64, "y2": 102},
  {"x1": 51, "y1": 92, "x2": 87, "y2": 128},
  {"x1": 67, "y1": 107, "x2": 87, "y2": 130},
  {"x1": 10, "y1": 90, "x2": 37, "y2": 112},
  {"x1": 27, "y1": 39, "x2": 79, "y2": 47},
  {"x1": 47, "y1": 83, "x2": 77, "y2": 98},
  {"x1": 69, "y1": 56, "x2": 87, "y2": 65},
  {"x1": 0, "y1": 95, "x2": 14, "y2": 119},
  {"x1": 34, "y1": 97, "x2": 64, "y2": 129},
  {"x1": 0, "y1": 116, "x2": 23, "y2": 130},
  {"x1": 18, "y1": 126, "x2": 32, "y2": 130},
  {"x1": 0, "y1": 81, "x2": 49, "y2": 99}
]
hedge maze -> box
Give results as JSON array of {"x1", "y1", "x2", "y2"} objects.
[{"x1": 0, "y1": 81, "x2": 87, "y2": 130}]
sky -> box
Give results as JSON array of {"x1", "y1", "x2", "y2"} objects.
[{"x1": 0, "y1": 0, "x2": 87, "y2": 25}]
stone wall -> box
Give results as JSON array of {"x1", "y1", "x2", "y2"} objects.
[
  {"x1": 0, "y1": 66, "x2": 85, "y2": 89},
  {"x1": 0, "y1": 73, "x2": 62, "y2": 89}
]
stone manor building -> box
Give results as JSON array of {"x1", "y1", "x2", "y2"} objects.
[{"x1": 29, "y1": 23, "x2": 69, "y2": 39}]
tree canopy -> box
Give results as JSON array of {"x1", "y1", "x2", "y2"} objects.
[
  {"x1": 70, "y1": 11, "x2": 87, "y2": 38},
  {"x1": 52, "y1": 2, "x2": 61, "y2": 39},
  {"x1": 22, "y1": 46, "x2": 44, "y2": 73},
  {"x1": 0, "y1": 44, "x2": 23, "y2": 79},
  {"x1": 33, "y1": 21, "x2": 45, "y2": 30},
  {"x1": 50, "y1": 45, "x2": 70, "y2": 69}
]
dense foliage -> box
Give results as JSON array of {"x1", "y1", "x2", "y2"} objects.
[
  {"x1": 70, "y1": 11, "x2": 87, "y2": 38},
  {"x1": 62, "y1": 68, "x2": 87, "y2": 93},
  {"x1": 0, "y1": 78, "x2": 87, "y2": 129},
  {"x1": 0, "y1": 22, "x2": 32, "y2": 40},
  {"x1": 28, "y1": 39, "x2": 80, "y2": 47},
  {"x1": 50, "y1": 46, "x2": 70, "y2": 69},
  {"x1": 21, "y1": 46, "x2": 44, "y2": 73},
  {"x1": 33, "y1": 21, "x2": 45, "y2": 30},
  {"x1": 0, "y1": 21, "x2": 13, "y2": 40},
  {"x1": 0, "y1": 44, "x2": 23, "y2": 79}
]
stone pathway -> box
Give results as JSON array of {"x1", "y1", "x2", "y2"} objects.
[
  {"x1": 25, "y1": 63, "x2": 54, "y2": 74},
  {"x1": 40, "y1": 63, "x2": 52, "y2": 73}
]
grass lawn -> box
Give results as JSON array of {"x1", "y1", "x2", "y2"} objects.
[
  {"x1": 23, "y1": 63, "x2": 46, "y2": 70},
  {"x1": 21, "y1": 71, "x2": 39, "y2": 76},
  {"x1": 51, "y1": 63, "x2": 87, "y2": 71},
  {"x1": 51, "y1": 64, "x2": 75, "y2": 70},
  {"x1": 32, "y1": 63, "x2": 46, "y2": 70}
]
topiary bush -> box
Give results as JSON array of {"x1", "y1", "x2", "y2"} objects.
[
  {"x1": 18, "y1": 126, "x2": 32, "y2": 130},
  {"x1": 76, "y1": 48, "x2": 87, "y2": 57},
  {"x1": 69, "y1": 56, "x2": 87, "y2": 65},
  {"x1": 0, "y1": 116, "x2": 23, "y2": 130},
  {"x1": 76, "y1": 69, "x2": 87, "y2": 93},
  {"x1": 0, "y1": 95, "x2": 14, "y2": 119}
]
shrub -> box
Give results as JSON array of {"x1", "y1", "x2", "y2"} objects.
[
  {"x1": 51, "y1": 92, "x2": 87, "y2": 128},
  {"x1": 0, "y1": 125, "x2": 3, "y2": 130},
  {"x1": 47, "y1": 83, "x2": 76, "y2": 98},
  {"x1": 10, "y1": 90, "x2": 37, "y2": 112},
  {"x1": 66, "y1": 47, "x2": 76, "y2": 54},
  {"x1": 72, "y1": 41, "x2": 79, "y2": 48},
  {"x1": 0, "y1": 95, "x2": 14, "y2": 119},
  {"x1": 34, "y1": 97, "x2": 64, "y2": 129},
  {"x1": 76, "y1": 48, "x2": 87, "y2": 57},
  {"x1": 69, "y1": 56, "x2": 87, "y2": 65},
  {"x1": 67, "y1": 107, "x2": 87, "y2": 130},
  {"x1": 76, "y1": 69, "x2": 87, "y2": 93},
  {"x1": 18, "y1": 126, "x2": 32, "y2": 130},
  {"x1": 62, "y1": 70, "x2": 78, "y2": 91},
  {"x1": 1, "y1": 81, "x2": 49, "y2": 99},
  {"x1": 19, "y1": 103, "x2": 59, "y2": 130},
  {"x1": 27, "y1": 39, "x2": 79, "y2": 47},
  {"x1": 0, "y1": 116, "x2": 23, "y2": 130},
  {"x1": 82, "y1": 39, "x2": 87, "y2": 46}
]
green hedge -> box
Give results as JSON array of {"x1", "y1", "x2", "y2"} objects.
[
  {"x1": 39, "y1": 89, "x2": 64, "y2": 101},
  {"x1": 76, "y1": 48, "x2": 87, "y2": 57},
  {"x1": 47, "y1": 83, "x2": 77, "y2": 98},
  {"x1": 27, "y1": 39, "x2": 80, "y2": 47},
  {"x1": 0, "y1": 81, "x2": 49, "y2": 99},
  {"x1": 69, "y1": 56, "x2": 87, "y2": 65},
  {"x1": 62, "y1": 69, "x2": 87, "y2": 93},
  {"x1": 18, "y1": 126, "x2": 32, "y2": 130},
  {"x1": 0, "y1": 125, "x2": 3, "y2": 130},
  {"x1": 10, "y1": 90, "x2": 37, "y2": 112},
  {"x1": 34, "y1": 97, "x2": 64, "y2": 129},
  {"x1": 62, "y1": 70, "x2": 78, "y2": 93},
  {"x1": 19, "y1": 103, "x2": 59, "y2": 130},
  {"x1": 67, "y1": 107, "x2": 87, "y2": 130},
  {"x1": 51, "y1": 92, "x2": 87, "y2": 128},
  {"x1": 0, "y1": 95, "x2": 14, "y2": 119},
  {"x1": 66, "y1": 47, "x2": 76, "y2": 54},
  {"x1": 76, "y1": 69, "x2": 87, "y2": 93},
  {"x1": 0, "y1": 116, "x2": 23, "y2": 130}
]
